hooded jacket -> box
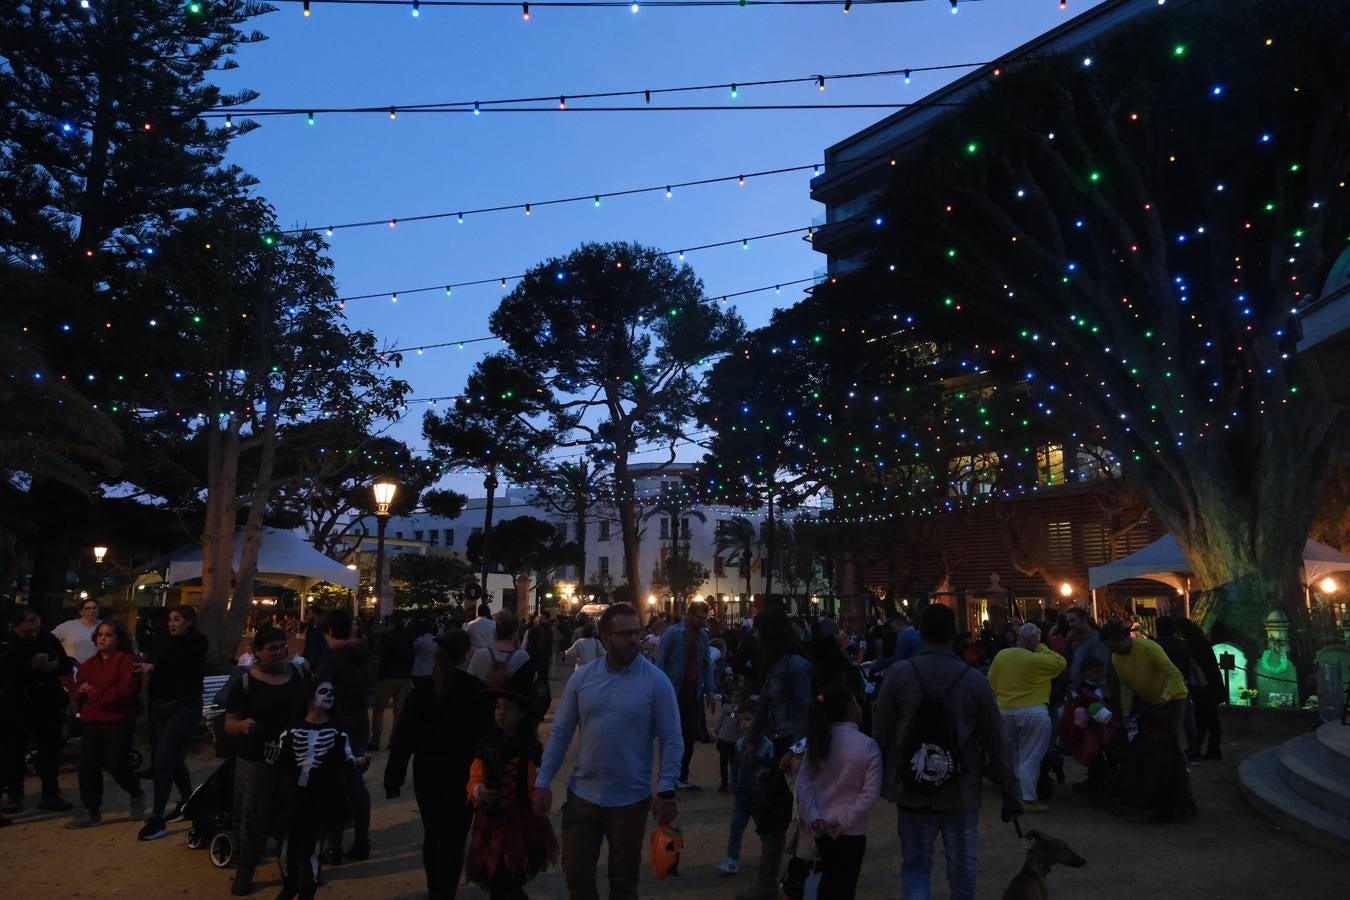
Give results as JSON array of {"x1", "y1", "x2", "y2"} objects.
[{"x1": 75, "y1": 649, "x2": 141, "y2": 724}]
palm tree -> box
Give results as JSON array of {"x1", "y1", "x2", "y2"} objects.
[
  {"x1": 714, "y1": 515, "x2": 758, "y2": 600},
  {"x1": 642, "y1": 484, "x2": 706, "y2": 607}
]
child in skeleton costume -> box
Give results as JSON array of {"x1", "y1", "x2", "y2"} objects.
[
  {"x1": 271, "y1": 679, "x2": 364, "y2": 900},
  {"x1": 465, "y1": 688, "x2": 558, "y2": 900}
]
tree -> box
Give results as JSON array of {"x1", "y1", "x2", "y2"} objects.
[
  {"x1": 0, "y1": 0, "x2": 268, "y2": 609},
  {"x1": 422, "y1": 354, "x2": 554, "y2": 591},
  {"x1": 527, "y1": 461, "x2": 606, "y2": 578},
  {"x1": 391, "y1": 554, "x2": 472, "y2": 610},
  {"x1": 833, "y1": 0, "x2": 1349, "y2": 659},
  {"x1": 466, "y1": 515, "x2": 577, "y2": 617},
  {"x1": 714, "y1": 516, "x2": 758, "y2": 600},
  {"x1": 651, "y1": 549, "x2": 711, "y2": 608},
  {"x1": 488, "y1": 242, "x2": 744, "y2": 605}
]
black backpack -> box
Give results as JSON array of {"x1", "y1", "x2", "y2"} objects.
[{"x1": 900, "y1": 662, "x2": 970, "y2": 793}]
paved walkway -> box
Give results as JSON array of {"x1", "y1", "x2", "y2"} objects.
[{"x1": 4, "y1": 663, "x2": 1350, "y2": 898}]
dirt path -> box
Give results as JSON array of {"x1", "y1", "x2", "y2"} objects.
[{"x1": 4, "y1": 664, "x2": 1347, "y2": 899}]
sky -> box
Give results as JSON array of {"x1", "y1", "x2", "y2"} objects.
[{"x1": 215, "y1": 0, "x2": 1106, "y2": 496}]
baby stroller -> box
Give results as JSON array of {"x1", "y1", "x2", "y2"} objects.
[{"x1": 181, "y1": 756, "x2": 236, "y2": 868}]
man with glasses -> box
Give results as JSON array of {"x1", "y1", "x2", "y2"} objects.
[
  {"x1": 531, "y1": 602, "x2": 683, "y2": 900},
  {"x1": 222, "y1": 627, "x2": 305, "y2": 896},
  {"x1": 53, "y1": 599, "x2": 102, "y2": 665}
]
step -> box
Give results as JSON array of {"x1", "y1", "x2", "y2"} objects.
[
  {"x1": 1239, "y1": 746, "x2": 1350, "y2": 852},
  {"x1": 1278, "y1": 734, "x2": 1350, "y2": 821},
  {"x1": 1314, "y1": 723, "x2": 1350, "y2": 781}
]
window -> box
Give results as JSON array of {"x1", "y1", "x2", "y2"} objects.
[
  {"x1": 598, "y1": 556, "x2": 609, "y2": 575},
  {"x1": 660, "y1": 518, "x2": 670, "y2": 540},
  {"x1": 445, "y1": 528, "x2": 455, "y2": 546},
  {"x1": 1047, "y1": 521, "x2": 1073, "y2": 566},
  {"x1": 394, "y1": 531, "x2": 403, "y2": 539},
  {"x1": 599, "y1": 521, "x2": 610, "y2": 542},
  {"x1": 413, "y1": 530, "x2": 424, "y2": 541},
  {"x1": 714, "y1": 556, "x2": 725, "y2": 576},
  {"x1": 681, "y1": 518, "x2": 691, "y2": 539},
  {"x1": 1081, "y1": 522, "x2": 1109, "y2": 565},
  {"x1": 949, "y1": 453, "x2": 998, "y2": 496},
  {"x1": 1037, "y1": 443, "x2": 1066, "y2": 486},
  {"x1": 428, "y1": 530, "x2": 438, "y2": 545}
]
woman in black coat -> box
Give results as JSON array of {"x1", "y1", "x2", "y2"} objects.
[
  {"x1": 138, "y1": 605, "x2": 207, "y2": 840},
  {"x1": 384, "y1": 629, "x2": 494, "y2": 900}
]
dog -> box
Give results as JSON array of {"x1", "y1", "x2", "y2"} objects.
[{"x1": 1001, "y1": 829, "x2": 1087, "y2": 900}]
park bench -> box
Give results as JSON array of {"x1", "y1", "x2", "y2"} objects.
[{"x1": 202, "y1": 674, "x2": 232, "y2": 722}]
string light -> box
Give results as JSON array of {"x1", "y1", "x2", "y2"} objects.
[
  {"x1": 303, "y1": 0, "x2": 310, "y2": 13},
  {"x1": 843, "y1": 0, "x2": 850, "y2": 11},
  {"x1": 411, "y1": 0, "x2": 420, "y2": 14},
  {"x1": 522, "y1": 1, "x2": 529, "y2": 18},
  {"x1": 817, "y1": 75, "x2": 826, "y2": 91},
  {"x1": 949, "y1": 0, "x2": 958, "y2": 13}
]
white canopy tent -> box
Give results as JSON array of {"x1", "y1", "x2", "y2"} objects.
[
  {"x1": 1087, "y1": 533, "x2": 1350, "y2": 618},
  {"x1": 165, "y1": 528, "x2": 359, "y2": 592}
]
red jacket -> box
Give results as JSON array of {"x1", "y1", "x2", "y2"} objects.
[{"x1": 75, "y1": 650, "x2": 140, "y2": 724}]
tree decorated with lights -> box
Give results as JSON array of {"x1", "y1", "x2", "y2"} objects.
[
  {"x1": 487, "y1": 242, "x2": 743, "y2": 604},
  {"x1": 422, "y1": 353, "x2": 555, "y2": 591},
  {"x1": 815, "y1": 0, "x2": 1350, "y2": 652},
  {"x1": 0, "y1": 0, "x2": 268, "y2": 607}
]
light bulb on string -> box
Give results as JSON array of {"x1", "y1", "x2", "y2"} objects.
[
  {"x1": 631, "y1": 1, "x2": 638, "y2": 11},
  {"x1": 473, "y1": 101, "x2": 480, "y2": 116},
  {"x1": 665, "y1": 186, "x2": 672, "y2": 198},
  {"x1": 904, "y1": 69, "x2": 911, "y2": 84},
  {"x1": 730, "y1": 83, "x2": 738, "y2": 98},
  {"x1": 224, "y1": 114, "x2": 233, "y2": 128},
  {"x1": 389, "y1": 106, "x2": 397, "y2": 120},
  {"x1": 522, "y1": 2, "x2": 529, "y2": 20},
  {"x1": 594, "y1": 195, "x2": 601, "y2": 207},
  {"x1": 525, "y1": 203, "x2": 532, "y2": 216},
  {"x1": 457, "y1": 212, "x2": 464, "y2": 223},
  {"x1": 949, "y1": 0, "x2": 958, "y2": 13},
  {"x1": 303, "y1": 0, "x2": 310, "y2": 14},
  {"x1": 306, "y1": 111, "x2": 315, "y2": 125},
  {"x1": 411, "y1": 0, "x2": 420, "y2": 16},
  {"x1": 817, "y1": 75, "x2": 826, "y2": 91},
  {"x1": 843, "y1": 0, "x2": 851, "y2": 12},
  {"x1": 326, "y1": 226, "x2": 333, "y2": 236},
  {"x1": 559, "y1": 96, "x2": 566, "y2": 109}
]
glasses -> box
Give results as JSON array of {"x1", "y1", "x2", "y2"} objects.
[
  {"x1": 261, "y1": 643, "x2": 289, "y2": 654},
  {"x1": 606, "y1": 628, "x2": 642, "y2": 639}
]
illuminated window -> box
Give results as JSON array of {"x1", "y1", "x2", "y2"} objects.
[{"x1": 1037, "y1": 444, "x2": 1066, "y2": 486}]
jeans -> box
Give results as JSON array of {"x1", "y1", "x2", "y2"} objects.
[
  {"x1": 677, "y1": 695, "x2": 701, "y2": 782},
  {"x1": 148, "y1": 702, "x2": 197, "y2": 816},
  {"x1": 77, "y1": 721, "x2": 141, "y2": 814},
  {"x1": 717, "y1": 739, "x2": 737, "y2": 789},
  {"x1": 726, "y1": 795, "x2": 754, "y2": 860},
  {"x1": 414, "y1": 766, "x2": 474, "y2": 900},
  {"x1": 560, "y1": 791, "x2": 650, "y2": 900},
  {"x1": 897, "y1": 808, "x2": 979, "y2": 900},
  {"x1": 1000, "y1": 706, "x2": 1053, "y2": 803},
  {"x1": 817, "y1": 834, "x2": 866, "y2": 900},
  {"x1": 370, "y1": 678, "x2": 411, "y2": 750}
]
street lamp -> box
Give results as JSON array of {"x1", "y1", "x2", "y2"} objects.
[
  {"x1": 372, "y1": 479, "x2": 398, "y2": 618},
  {"x1": 1321, "y1": 577, "x2": 1339, "y2": 595},
  {"x1": 92, "y1": 545, "x2": 108, "y2": 564},
  {"x1": 1059, "y1": 582, "x2": 1074, "y2": 599}
]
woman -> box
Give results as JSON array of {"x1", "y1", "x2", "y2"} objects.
[
  {"x1": 385, "y1": 630, "x2": 495, "y2": 900},
  {"x1": 987, "y1": 622, "x2": 1066, "y2": 814},
  {"x1": 1, "y1": 609, "x2": 75, "y2": 814},
  {"x1": 137, "y1": 605, "x2": 207, "y2": 840},
  {"x1": 562, "y1": 617, "x2": 602, "y2": 670},
  {"x1": 468, "y1": 610, "x2": 530, "y2": 690},
  {"x1": 410, "y1": 619, "x2": 438, "y2": 691},
  {"x1": 67, "y1": 618, "x2": 145, "y2": 828},
  {"x1": 738, "y1": 607, "x2": 812, "y2": 900}
]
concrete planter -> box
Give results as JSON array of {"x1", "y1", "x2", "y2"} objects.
[{"x1": 1219, "y1": 703, "x2": 1321, "y2": 741}]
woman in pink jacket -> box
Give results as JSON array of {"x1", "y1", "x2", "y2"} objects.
[
  {"x1": 66, "y1": 619, "x2": 144, "y2": 829},
  {"x1": 797, "y1": 683, "x2": 882, "y2": 900}
]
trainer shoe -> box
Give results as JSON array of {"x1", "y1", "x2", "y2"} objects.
[
  {"x1": 138, "y1": 816, "x2": 168, "y2": 841},
  {"x1": 65, "y1": 812, "x2": 102, "y2": 829},
  {"x1": 165, "y1": 800, "x2": 187, "y2": 822},
  {"x1": 718, "y1": 857, "x2": 740, "y2": 875},
  {"x1": 36, "y1": 795, "x2": 72, "y2": 812}
]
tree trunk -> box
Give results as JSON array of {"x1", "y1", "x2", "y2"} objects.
[
  {"x1": 764, "y1": 490, "x2": 776, "y2": 598},
  {"x1": 514, "y1": 574, "x2": 533, "y2": 621},
  {"x1": 200, "y1": 417, "x2": 242, "y2": 670},
  {"x1": 225, "y1": 414, "x2": 280, "y2": 663},
  {"x1": 613, "y1": 454, "x2": 643, "y2": 604},
  {"x1": 479, "y1": 469, "x2": 499, "y2": 591}
]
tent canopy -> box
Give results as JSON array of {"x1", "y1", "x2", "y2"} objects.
[
  {"x1": 165, "y1": 528, "x2": 359, "y2": 592},
  {"x1": 1088, "y1": 534, "x2": 1350, "y2": 591}
]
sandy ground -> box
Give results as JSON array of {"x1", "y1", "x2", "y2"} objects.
[{"x1": 4, "y1": 663, "x2": 1349, "y2": 900}]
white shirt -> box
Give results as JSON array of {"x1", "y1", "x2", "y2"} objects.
[
  {"x1": 53, "y1": 618, "x2": 99, "y2": 664},
  {"x1": 412, "y1": 633, "x2": 438, "y2": 678},
  {"x1": 468, "y1": 646, "x2": 530, "y2": 681},
  {"x1": 564, "y1": 637, "x2": 603, "y2": 669},
  {"x1": 465, "y1": 616, "x2": 496, "y2": 652}
]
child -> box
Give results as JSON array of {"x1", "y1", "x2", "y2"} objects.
[
  {"x1": 796, "y1": 684, "x2": 882, "y2": 900},
  {"x1": 780, "y1": 739, "x2": 817, "y2": 900},
  {"x1": 272, "y1": 679, "x2": 366, "y2": 900},
  {"x1": 717, "y1": 706, "x2": 774, "y2": 876},
  {"x1": 1059, "y1": 657, "x2": 1120, "y2": 800},
  {"x1": 714, "y1": 687, "x2": 746, "y2": 794},
  {"x1": 466, "y1": 689, "x2": 558, "y2": 899}
]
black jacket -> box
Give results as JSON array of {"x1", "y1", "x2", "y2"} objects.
[
  {"x1": 384, "y1": 669, "x2": 493, "y2": 799},
  {"x1": 316, "y1": 639, "x2": 371, "y2": 750},
  {"x1": 147, "y1": 632, "x2": 208, "y2": 706},
  {"x1": 377, "y1": 626, "x2": 415, "y2": 680},
  {"x1": 0, "y1": 630, "x2": 73, "y2": 712}
]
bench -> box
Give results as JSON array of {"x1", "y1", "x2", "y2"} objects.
[{"x1": 202, "y1": 674, "x2": 232, "y2": 722}]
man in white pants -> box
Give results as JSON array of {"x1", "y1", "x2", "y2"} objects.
[{"x1": 987, "y1": 622, "x2": 1066, "y2": 813}]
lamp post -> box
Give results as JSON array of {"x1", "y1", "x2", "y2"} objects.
[
  {"x1": 93, "y1": 545, "x2": 108, "y2": 564},
  {"x1": 372, "y1": 480, "x2": 398, "y2": 618}
]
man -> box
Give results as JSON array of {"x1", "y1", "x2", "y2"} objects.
[
  {"x1": 987, "y1": 622, "x2": 1066, "y2": 813},
  {"x1": 1101, "y1": 620, "x2": 1190, "y2": 750},
  {"x1": 1, "y1": 609, "x2": 75, "y2": 814},
  {"x1": 874, "y1": 603, "x2": 1021, "y2": 900},
  {"x1": 300, "y1": 608, "x2": 327, "y2": 671},
  {"x1": 371, "y1": 616, "x2": 414, "y2": 752},
  {"x1": 532, "y1": 603, "x2": 683, "y2": 900},
  {"x1": 465, "y1": 602, "x2": 496, "y2": 652},
  {"x1": 1064, "y1": 607, "x2": 1109, "y2": 693},
  {"x1": 53, "y1": 598, "x2": 101, "y2": 665},
  {"x1": 652, "y1": 599, "x2": 717, "y2": 790},
  {"x1": 317, "y1": 610, "x2": 373, "y2": 864},
  {"x1": 222, "y1": 628, "x2": 306, "y2": 896}
]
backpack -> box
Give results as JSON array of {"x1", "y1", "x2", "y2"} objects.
[
  {"x1": 900, "y1": 662, "x2": 970, "y2": 793},
  {"x1": 484, "y1": 648, "x2": 515, "y2": 692}
]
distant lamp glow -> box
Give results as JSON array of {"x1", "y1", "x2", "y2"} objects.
[
  {"x1": 372, "y1": 480, "x2": 398, "y2": 515},
  {"x1": 93, "y1": 546, "x2": 108, "y2": 564},
  {"x1": 647, "y1": 594, "x2": 657, "y2": 605},
  {"x1": 1059, "y1": 582, "x2": 1074, "y2": 598},
  {"x1": 1320, "y1": 577, "x2": 1339, "y2": 594}
]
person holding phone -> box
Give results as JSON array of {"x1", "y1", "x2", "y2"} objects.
[{"x1": 1, "y1": 609, "x2": 76, "y2": 814}]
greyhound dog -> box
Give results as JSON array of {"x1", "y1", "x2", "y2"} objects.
[{"x1": 1001, "y1": 829, "x2": 1087, "y2": 900}]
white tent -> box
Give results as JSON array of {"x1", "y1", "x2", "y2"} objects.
[
  {"x1": 1088, "y1": 534, "x2": 1350, "y2": 590},
  {"x1": 165, "y1": 528, "x2": 359, "y2": 592}
]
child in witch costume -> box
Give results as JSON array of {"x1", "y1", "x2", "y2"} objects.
[
  {"x1": 270, "y1": 679, "x2": 367, "y2": 900},
  {"x1": 466, "y1": 687, "x2": 559, "y2": 900}
]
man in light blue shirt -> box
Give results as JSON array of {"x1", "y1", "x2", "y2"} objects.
[
  {"x1": 532, "y1": 602, "x2": 683, "y2": 900},
  {"x1": 651, "y1": 599, "x2": 717, "y2": 789}
]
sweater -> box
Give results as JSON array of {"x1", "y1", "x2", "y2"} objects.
[
  {"x1": 1112, "y1": 637, "x2": 1189, "y2": 712},
  {"x1": 147, "y1": 632, "x2": 207, "y2": 706},
  {"x1": 74, "y1": 650, "x2": 140, "y2": 723},
  {"x1": 795, "y1": 722, "x2": 882, "y2": 836},
  {"x1": 988, "y1": 645, "x2": 1067, "y2": 710}
]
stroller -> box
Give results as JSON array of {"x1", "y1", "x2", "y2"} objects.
[{"x1": 181, "y1": 756, "x2": 236, "y2": 868}]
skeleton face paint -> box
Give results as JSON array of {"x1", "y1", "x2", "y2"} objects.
[{"x1": 312, "y1": 682, "x2": 335, "y2": 711}]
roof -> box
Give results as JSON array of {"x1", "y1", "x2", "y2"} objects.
[{"x1": 164, "y1": 528, "x2": 359, "y2": 591}]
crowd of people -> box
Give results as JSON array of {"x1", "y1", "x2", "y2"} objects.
[{"x1": 1, "y1": 593, "x2": 1220, "y2": 900}]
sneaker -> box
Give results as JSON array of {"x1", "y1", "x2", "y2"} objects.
[
  {"x1": 718, "y1": 857, "x2": 740, "y2": 875},
  {"x1": 138, "y1": 816, "x2": 168, "y2": 841},
  {"x1": 65, "y1": 812, "x2": 103, "y2": 829},
  {"x1": 678, "y1": 781, "x2": 702, "y2": 791},
  {"x1": 129, "y1": 792, "x2": 146, "y2": 818},
  {"x1": 37, "y1": 795, "x2": 72, "y2": 813},
  {"x1": 165, "y1": 800, "x2": 187, "y2": 823}
]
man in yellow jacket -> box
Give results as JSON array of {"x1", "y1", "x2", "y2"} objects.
[
  {"x1": 988, "y1": 622, "x2": 1066, "y2": 812},
  {"x1": 1099, "y1": 621, "x2": 1189, "y2": 749}
]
